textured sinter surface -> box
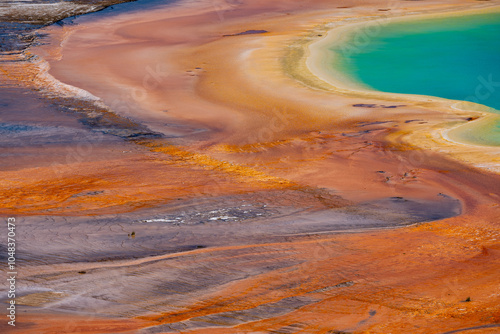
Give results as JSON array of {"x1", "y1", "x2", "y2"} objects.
[{"x1": 0, "y1": 0, "x2": 499, "y2": 333}]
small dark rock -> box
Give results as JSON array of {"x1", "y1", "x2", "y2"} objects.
[
  {"x1": 353, "y1": 103, "x2": 377, "y2": 108},
  {"x1": 223, "y1": 29, "x2": 268, "y2": 37}
]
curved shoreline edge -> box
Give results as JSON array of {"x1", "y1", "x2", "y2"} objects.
[{"x1": 291, "y1": 4, "x2": 500, "y2": 173}]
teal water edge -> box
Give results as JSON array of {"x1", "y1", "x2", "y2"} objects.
[{"x1": 330, "y1": 11, "x2": 500, "y2": 146}]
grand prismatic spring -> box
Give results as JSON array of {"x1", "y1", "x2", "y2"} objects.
[{"x1": 1, "y1": 0, "x2": 500, "y2": 333}]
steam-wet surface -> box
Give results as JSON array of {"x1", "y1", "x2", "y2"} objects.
[
  {"x1": 0, "y1": 1, "x2": 166, "y2": 179},
  {"x1": 0, "y1": 190, "x2": 462, "y2": 331},
  {"x1": 9, "y1": 191, "x2": 462, "y2": 265},
  {"x1": 0, "y1": 0, "x2": 499, "y2": 333},
  {"x1": 0, "y1": 0, "x2": 140, "y2": 60},
  {"x1": 0, "y1": 85, "x2": 145, "y2": 172}
]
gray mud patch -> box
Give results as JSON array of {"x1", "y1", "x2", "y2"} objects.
[
  {"x1": 0, "y1": 86, "x2": 145, "y2": 171},
  {"x1": 11, "y1": 190, "x2": 462, "y2": 266},
  {"x1": 358, "y1": 194, "x2": 461, "y2": 223},
  {"x1": 146, "y1": 296, "x2": 316, "y2": 332},
  {"x1": 3, "y1": 189, "x2": 463, "y2": 322}
]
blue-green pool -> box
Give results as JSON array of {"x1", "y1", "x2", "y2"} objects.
[{"x1": 330, "y1": 11, "x2": 500, "y2": 146}]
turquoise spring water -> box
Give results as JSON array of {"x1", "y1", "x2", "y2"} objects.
[{"x1": 330, "y1": 11, "x2": 500, "y2": 146}]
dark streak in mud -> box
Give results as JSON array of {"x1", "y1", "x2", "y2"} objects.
[
  {"x1": 441, "y1": 324, "x2": 500, "y2": 333},
  {"x1": 223, "y1": 29, "x2": 268, "y2": 37}
]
